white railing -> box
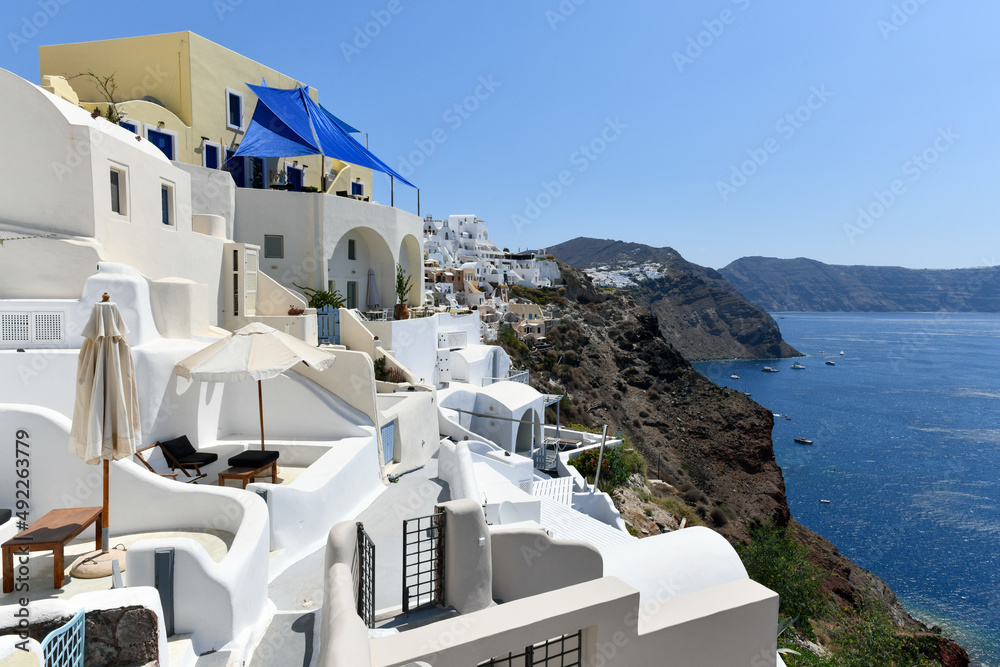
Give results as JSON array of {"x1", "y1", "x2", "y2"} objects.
[{"x1": 482, "y1": 370, "x2": 529, "y2": 386}]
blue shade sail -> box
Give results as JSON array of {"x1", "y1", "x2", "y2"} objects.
[{"x1": 233, "y1": 84, "x2": 414, "y2": 188}]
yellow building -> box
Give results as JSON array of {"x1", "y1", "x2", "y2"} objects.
[{"x1": 38, "y1": 31, "x2": 373, "y2": 196}]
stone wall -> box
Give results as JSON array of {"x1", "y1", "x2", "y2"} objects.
[{"x1": 2, "y1": 606, "x2": 159, "y2": 667}]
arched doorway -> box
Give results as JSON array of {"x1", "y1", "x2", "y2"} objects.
[
  {"x1": 329, "y1": 228, "x2": 394, "y2": 311},
  {"x1": 398, "y1": 234, "x2": 422, "y2": 305},
  {"x1": 515, "y1": 409, "x2": 537, "y2": 454}
]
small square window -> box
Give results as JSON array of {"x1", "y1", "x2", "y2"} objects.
[
  {"x1": 161, "y1": 183, "x2": 175, "y2": 226},
  {"x1": 348, "y1": 239, "x2": 356, "y2": 260},
  {"x1": 264, "y1": 235, "x2": 284, "y2": 259},
  {"x1": 203, "y1": 142, "x2": 221, "y2": 170},
  {"x1": 226, "y1": 89, "x2": 244, "y2": 130}
]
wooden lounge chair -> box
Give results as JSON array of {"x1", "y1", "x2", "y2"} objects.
[
  {"x1": 134, "y1": 443, "x2": 201, "y2": 483},
  {"x1": 156, "y1": 435, "x2": 219, "y2": 481}
]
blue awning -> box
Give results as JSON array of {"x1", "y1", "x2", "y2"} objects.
[
  {"x1": 322, "y1": 106, "x2": 361, "y2": 134},
  {"x1": 232, "y1": 83, "x2": 414, "y2": 188}
]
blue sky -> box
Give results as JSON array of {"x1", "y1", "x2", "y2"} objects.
[{"x1": 3, "y1": 1, "x2": 997, "y2": 270}]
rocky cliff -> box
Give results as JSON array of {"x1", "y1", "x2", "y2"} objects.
[
  {"x1": 721, "y1": 256, "x2": 1000, "y2": 312},
  {"x1": 548, "y1": 237, "x2": 801, "y2": 360},
  {"x1": 496, "y1": 262, "x2": 968, "y2": 665}
]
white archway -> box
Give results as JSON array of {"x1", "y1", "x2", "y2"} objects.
[
  {"x1": 330, "y1": 228, "x2": 394, "y2": 310},
  {"x1": 398, "y1": 234, "x2": 422, "y2": 305},
  {"x1": 515, "y1": 409, "x2": 537, "y2": 454}
]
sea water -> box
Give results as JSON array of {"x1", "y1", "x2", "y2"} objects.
[{"x1": 694, "y1": 312, "x2": 1000, "y2": 667}]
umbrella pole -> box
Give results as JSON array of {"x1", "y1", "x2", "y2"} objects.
[
  {"x1": 102, "y1": 459, "x2": 110, "y2": 553},
  {"x1": 258, "y1": 379, "x2": 265, "y2": 451}
]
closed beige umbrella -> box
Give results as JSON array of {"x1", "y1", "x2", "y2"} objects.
[
  {"x1": 68, "y1": 293, "x2": 141, "y2": 577},
  {"x1": 174, "y1": 322, "x2": 336, "y2": 450}
]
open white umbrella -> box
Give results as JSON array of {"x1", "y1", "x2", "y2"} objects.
[
  {"x1": 366, "y1": 268, "x2": 379, "y2": 311},
  {"x1": 68, "y1": 293, "x2": 141, "y2": 575},
  {"x1": 174, "y1": 322, "x2": 336, "y2": 450}
]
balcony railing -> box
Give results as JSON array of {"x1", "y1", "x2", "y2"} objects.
[{"x1": 482, "y1": 370, "x2": 529, "y2": 386}]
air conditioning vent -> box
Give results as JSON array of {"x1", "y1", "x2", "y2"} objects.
[{"x1": 1, "y1": 313, "x2": 29, "y2": 343}]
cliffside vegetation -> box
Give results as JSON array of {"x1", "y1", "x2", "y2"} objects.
[{"x1": 492, "y1": 262, "x2": 968, "y2": 666}]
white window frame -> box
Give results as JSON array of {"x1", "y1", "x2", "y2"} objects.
[
  {"x1": 202, "y1": 140, "x2": 223, "y2": 169},
  {"x1": 144, "y1": 124, "x2": 179, "y2": 161},
  {"x1": 109, "y1": 162, "x2": 130, "y2": 219},
  {"x1": 226, "y1": 88, "x2": 245, "y2": 131},
  {"x1": 160, "y1": 180, "x2": 176, "y2": 228},
  {"x1": 119, "y1": 118, "x2": 141, "y2": 135}
]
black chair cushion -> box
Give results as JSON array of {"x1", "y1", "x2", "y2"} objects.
[
  {"x1": 0, "y1": 509, "x2": 11, "y2": 525},
  {"x1": 228, "y1": 450, "x2": 279, "y2": 468},
  {"x1": 176, "y1": 452, "x2": 219, "y2": 467},
  {"x1": 160, "y1": 435, "x2": 197, "y2": 460}
]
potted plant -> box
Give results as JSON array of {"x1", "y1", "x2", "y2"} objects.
[{"x1": 394, "y1": 264, "x2": 412, "y2": 320}]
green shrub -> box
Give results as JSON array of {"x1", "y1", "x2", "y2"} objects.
[
  {"x1": 293, "y1": 283, "x2": 345, "y2": 310},
  {"x1": 373, "y1": 356, "x2": 387, "y2": 379},
  {"x1": 825, "y1": 599, "x2": 935, "y2": 667},
  {"x1": 568, "y1": 445, "x2": 645, "y2": 491},
  {"x1": 737, "y1": 518, "x2": 827, "y2": 633}
]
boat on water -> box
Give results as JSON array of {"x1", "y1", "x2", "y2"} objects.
[
  {"x1": 825, "y1": 360, "x2": 836, "y2": 366},
  {"x1": 761, "y1": 366, "x2": 779, "y2": 373},
  {"x1": 730, "y1": 374, "x2": 740, "y2": 379},
  {"x1": 794, "y1": 437, "x2": 813, "y2": 444},
  {"x1": 840, "y1": 351, "x2": 844, "y2": 355},
  {"x1": 791, "y1": 362, "x2": 805, "y2": 369},
  {"x1": 820, "y1": 499, "x2": 831, "y2": 504}
]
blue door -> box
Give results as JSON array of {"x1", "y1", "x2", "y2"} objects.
[
  {"x1": 287, "y1": 166, "x2": 303, "y2": 191},
  {"x1": 146, "y1": 129, "x2": 174, "y2": 159},
  {"x1": 381, "y1": 421, "x2": 395, "y2": 465}
]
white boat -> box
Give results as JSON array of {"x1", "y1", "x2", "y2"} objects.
[
  {"x1": 840, "y1": 351, "x2": 844, "y2": 355},
  {"x1": 761, "y1": 366, "x2": 779, "y2": 373},
  {"x1": 791, "y1": 362, "x2": 805, "y2": 369},
  {"x1": 730, "y1": 374, "x2": 740, "y2": 379},
  {"x1": 825, "y1": 360, "x2": 836, "y2": 366},
  {"x1": 794, "y1": 437, "x2": 813, "y2": 444}
]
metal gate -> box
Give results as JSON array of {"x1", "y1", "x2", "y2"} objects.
[
  {"x1": 478, "y1": 630, "x2": 583, "y2": 667},
  {"x1": 355, "y1": 522, "x2": 375, "y2": 628},
  {"x1": 317, "y1": 305, "x2": 339, "y2": 344},
  {"x1": 41, "y1": 608, "x2": 85, "y2": 667},
  {"x1": 402, "y1": 512, "x2": 445, "y2": 613}
]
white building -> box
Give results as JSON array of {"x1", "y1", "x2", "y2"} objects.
[{"x1": 0, "y1": 62, "x2": 784, "y2": 667}]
